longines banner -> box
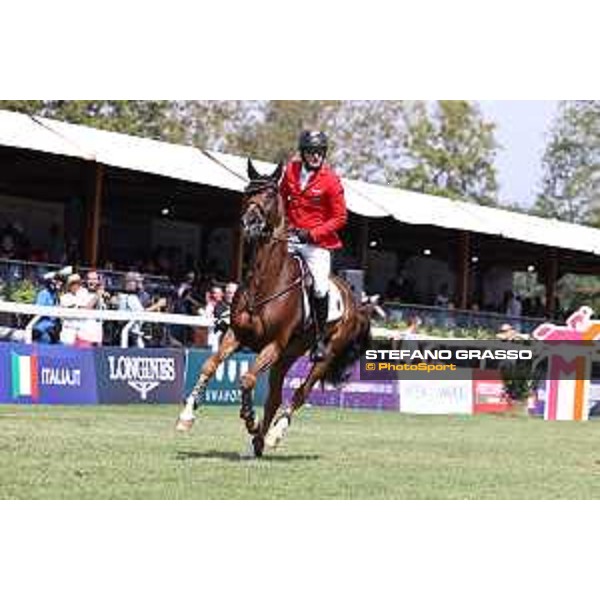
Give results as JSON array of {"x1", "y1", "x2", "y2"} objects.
[
  {"x1": 95, "y1": 347, "x2": 185, "y2": 404},
  {"x1": 0, "y1": 342, "x2": 97, "y2": 405},
  {"x1": 184, "y1": 350, "x2": 268, "y2": 406}
]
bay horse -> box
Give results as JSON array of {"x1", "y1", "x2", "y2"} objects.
[{"x1": 176, "y1": 159, "x2": 371, "y2": 457}]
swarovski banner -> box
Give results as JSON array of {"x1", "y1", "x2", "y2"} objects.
[
  {"x1": 184, "y1": 350, "x2": 267, "y2": 406},
  {"x1": 0, "y1": 342, "x2": 97, "y2": 405},
  {"x1": 95, "y1": 347, "x2": 185, "y2": 404}
]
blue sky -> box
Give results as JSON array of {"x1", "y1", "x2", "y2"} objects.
[{"x1": 478, "y1": 101, "x2": 559, "y2": 207}]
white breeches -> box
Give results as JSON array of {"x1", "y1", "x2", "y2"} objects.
[{"x1": 288, "y1": 242, "x2": 331, "y2": 298}]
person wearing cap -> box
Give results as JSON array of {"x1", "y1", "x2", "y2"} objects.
[
  {"x1": 32, "y1": 271, "x2": 62, "y2": 344},
  {"x1": 59, "y1": 273, "x2": 85, "y2": 345},
  {"x1": 58, "y1": 271, "x2": 107, "y2": 346},
  {"x1": 279, "y1": 130, "x2": 347, "y2": 361}
]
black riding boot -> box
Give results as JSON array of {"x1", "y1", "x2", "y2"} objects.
[{"x1": 311, "y1": 293, "x2": 329, "y2": 362}]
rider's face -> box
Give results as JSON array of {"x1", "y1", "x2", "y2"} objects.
[{"x1": 302, "y1": 149, "x2": 324, "y2": 170}]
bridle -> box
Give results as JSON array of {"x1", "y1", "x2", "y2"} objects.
[{"x1": 240, "y1": 180, "x2": 303, "y2": 315}]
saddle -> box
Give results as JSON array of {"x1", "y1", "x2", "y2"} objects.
[{"x1": 291, "y1": 254, "x2": 344, "y2": 328}]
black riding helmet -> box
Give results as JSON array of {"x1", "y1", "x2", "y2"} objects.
[{"x1": 298, "y1": 130, "x2": 328, "y2": 157}]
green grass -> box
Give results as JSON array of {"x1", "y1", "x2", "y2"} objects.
[{"x1": 2, "y1": 404, "x2": 600, "y2": 499}]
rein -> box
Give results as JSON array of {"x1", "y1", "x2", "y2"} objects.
[
  {"x1": 240, "y1": 179, "x2": 304, "y2": 315},
  {"x1": 241, "y1": 273, "x2": 303, "y2": 314}
]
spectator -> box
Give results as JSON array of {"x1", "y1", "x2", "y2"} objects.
[
  {"x1": 203, "y1": 285, "x2": 224, "y2": 320},
  {"x1": 0, "y1": 231, "x2": 17, "y2": 260},
  {"x1": 223, "y1": 282, "x2": 238, "y2": 307},
  {"x1": 496, "y1": 323, "x2": 529, "y2": 341},
  {"x1": 505, "y1": 291, "x2": 523, "y2": 330},
  {"x1": 395, "y1": 315, "x2": 422, "y2": 341},
  {"x1": 171, "y1": 271, "x2": 202, "y2": 345},
  {"x1": 213, "y1": 282, "x2": 239, "y2": 337},
  {"x1": 59, "y1": 273, "x2": 87, "y2": 346},
  {"x1": 76, "y1": 270, "x2": 108, "y2": 347},
  {"x1": 117, "y1": 271, "x2": 166, "y2": 348},
  {"x1": 204, "y1": 285, "x2": 225, "y2": 351},
  {"x1": 435, "y1": 283, "x2": 450, "y2": 308},
  {"x1": 32, "y1": 271, "x2": 62, "y2": 344}
]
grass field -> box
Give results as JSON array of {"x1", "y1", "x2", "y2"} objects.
[{"x1": 2, "y1": 404, "x2": 600, "y2": 499}]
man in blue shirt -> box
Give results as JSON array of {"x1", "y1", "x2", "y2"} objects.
[{"x1": 33, "y1": 271, "x2": 61, "y2": 343}]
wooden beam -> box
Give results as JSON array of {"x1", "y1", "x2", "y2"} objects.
[
  {"x1": 545, "y1": 248, "x2": 559, "y2": 315},
  {"x1": 358, "y1": 218, "x2": 369, "y2": 270},
  {"x1": 456, "y1": 230, "x2": 470, "y2": 309},
  {"x1": 84, "y1": 163, "x2": 104, "y2": 267},
  {"x1": 232, "y1": 198, "x2": 243, "y2": 282}
]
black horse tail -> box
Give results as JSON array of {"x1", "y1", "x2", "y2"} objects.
[{"x1": 322, "y1": 308, "x2": 372, "y2": 387}]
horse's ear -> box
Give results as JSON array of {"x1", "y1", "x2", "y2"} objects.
[
  {"x1": 247, "y1": 158, "x2": 261, "y2": 181},
  {"x1": 271, "y1": 161, "x2": 284, "y2": 183}
]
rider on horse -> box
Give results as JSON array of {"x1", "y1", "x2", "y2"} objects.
[{"x1": 280, "y1": 130, "x2": 347, "y2": 362}]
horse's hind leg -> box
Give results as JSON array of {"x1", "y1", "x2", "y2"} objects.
[
  {"x1": 267, "y1": 356, "x2": 333, "y2": 447},
  {"x1": 176, "y1": 329, "x2": 239, "y2": 432},
  {"x1": 293, "y1": 355, "x2": 335, "y2": 413}
]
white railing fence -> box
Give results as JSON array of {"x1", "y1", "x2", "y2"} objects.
[{"x1": 0, "y1": 301, "x2": 214, "y2": 348}]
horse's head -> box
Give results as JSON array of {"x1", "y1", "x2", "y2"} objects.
[{"x1": 241, "y1": 159, "x2": 284, "y2": 242}]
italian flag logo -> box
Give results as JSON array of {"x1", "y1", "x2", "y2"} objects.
[{"x1": 11, "y1": 353, "x2": 39, "y2": 400}]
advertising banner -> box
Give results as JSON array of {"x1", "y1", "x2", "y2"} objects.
[
  {"x1": 0, "y1": 342, "x2": 97, "y2": 405},
  {"x1": 399, "y1": 377, "x2": 474, "y2": 415},
  {"x1": 95, "y1": 347, "x2": 184, "y2": 404},
  {"x1": 184, "y1": 350, "x2": 267, "y2": 406},
  {"x1": 0, "y1": 343, "x2": 12, "y2": 402},
  {"x1": 472, "y1": 369, "x2": 511, "y2": 414},
  {"x1": 283, "y1": 357, "x2": 400, "y2": 411}
]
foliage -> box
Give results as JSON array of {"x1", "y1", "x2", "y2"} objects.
[
  {"x1": 225, "y1": 101, "x2": 341, "y2": 163},
  {"x1": 392, "y1": 101, "x2": 500, "y2": 206},
  {"x1": 500, "y1": 357, "x2": 545, "y2": 403},
  {"x1": 532, "y1": 101, "x2": 600, "y2": 224},
  {"x1": 378, "y1": 319, "x2": 495, "y2": 340},
  {"x1": 5, "y1": 279, "x2": 37, "y2": 304},
  {"x1": 330, "y1": 101, "x2": 414, "y2": 183}
]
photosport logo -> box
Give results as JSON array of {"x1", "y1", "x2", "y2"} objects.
[
  {"x1": 107, "y1": 355, "x2": 176, "y2": 400},
  {"x1": 11, "y1": 351, "x2": 82, "y2": 401}
]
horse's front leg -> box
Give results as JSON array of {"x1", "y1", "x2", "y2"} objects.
[
  {"x1": 239, "y1": 341, "x2": 281, "y2": 458},
  {"x1": 176, "y1": 329, "x2": 240, "y2": 432}
]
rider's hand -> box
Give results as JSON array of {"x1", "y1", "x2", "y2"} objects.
[{"x1": 292, "y1": 228, "x2": 312, "y2": 244}]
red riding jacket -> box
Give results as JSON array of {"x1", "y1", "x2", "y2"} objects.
[{"x1": 279, "y1": 158, "x2": 347, "y2": 250}]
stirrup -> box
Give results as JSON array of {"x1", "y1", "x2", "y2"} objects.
[{"x1": 311, "y1": 338, "x2": 327, "y2": 362}]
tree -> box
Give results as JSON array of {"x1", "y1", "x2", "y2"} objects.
[
  {"x1": 392, "y1": 101, "x2": 499, "y2": 206},
  {"x1": 330, "y1": 101, "x2": 413, "y2": 183},
  {"x1": 223, "y1": 101, "x2": 340, "y2": 163},
  {"x1": 532, "y1": 101, "x2": 600, "y2": 224}
]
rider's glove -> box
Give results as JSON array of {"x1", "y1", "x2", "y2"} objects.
[{"x1": 292, "y1": 228, "x2": 312, "y2": 244}]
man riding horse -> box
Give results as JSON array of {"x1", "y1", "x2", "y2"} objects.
[
  {"x1": 176, "y1": 130, "x2": 369, "y2": 457},
  {"x1": 281, "y1": 130, "x2": 347, "y2": 361}
]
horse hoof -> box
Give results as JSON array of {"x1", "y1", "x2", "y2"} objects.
[
  {"x1": 175, "y1": 417, "x2": 195, "y2": 433},
  {"x1": 240, "y1": 436, "x2": 264, "y2": 460},
  {"x1": 265, "y1": 415, "x2": 290, "y2": 449}
]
